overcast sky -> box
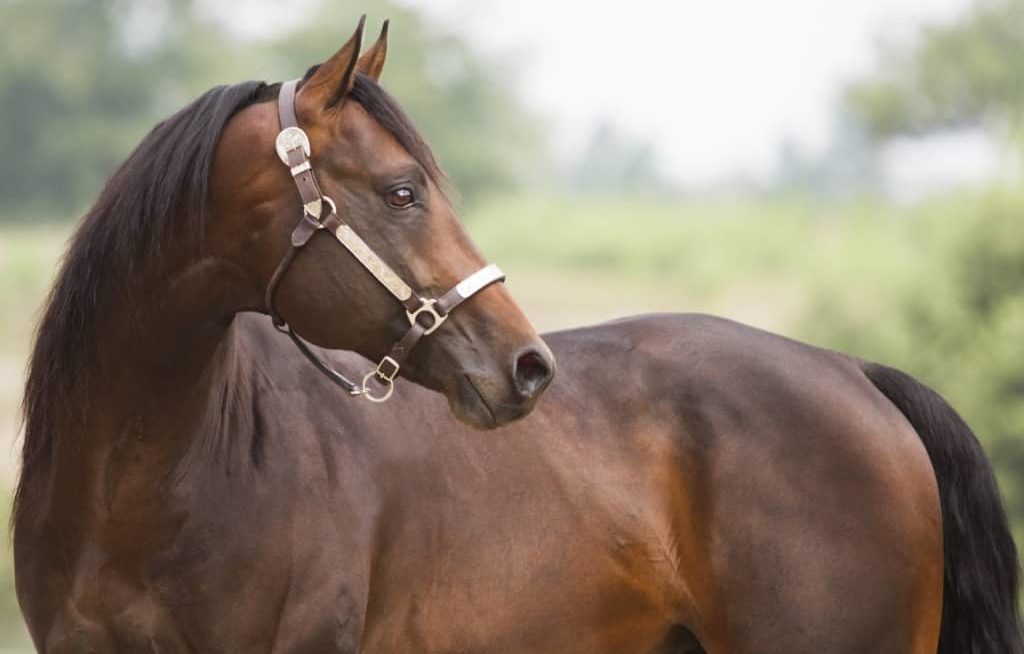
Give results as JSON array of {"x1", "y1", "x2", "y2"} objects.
[{"x1": 400, "y1": 0, "x2": 975, "y2": 186}]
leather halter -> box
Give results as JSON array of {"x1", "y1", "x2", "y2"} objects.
[{"x1": 264, "y1": 79, "x2": 506, "y2": 402}]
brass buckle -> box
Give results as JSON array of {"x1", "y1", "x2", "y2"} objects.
[{"x1": 406, "y1": 299, "x2": 448, "y2": 335}]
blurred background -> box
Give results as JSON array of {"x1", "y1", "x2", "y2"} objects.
[{"x1": 1, "y1": 0, "x2": 1022, "y2": 647}]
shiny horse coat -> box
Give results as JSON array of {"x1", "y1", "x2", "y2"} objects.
[{"x1": 18, "y1": 312, "x2": 1021, "y2": 652}]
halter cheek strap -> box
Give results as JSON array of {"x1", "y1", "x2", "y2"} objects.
[{"x1": 264, "y1": 79, "x2": 505, "y2": 403}]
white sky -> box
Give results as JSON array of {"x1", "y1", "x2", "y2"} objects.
[
  {"x1": 399, "y1": 0, "x2": 973, "y2": 185},
  {"x1": 211, "y1": 0, "x2": 979, "y2": 186}
]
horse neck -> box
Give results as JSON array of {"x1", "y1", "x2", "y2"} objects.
[
  {"x1": 110, "y1": 245, "x2": 260, "y2": 425},
  {"x1": 43, "y1": 249, "x2": 256, "y2": 516}
]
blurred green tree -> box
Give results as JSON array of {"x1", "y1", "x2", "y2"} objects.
[
  {"x1": 844, "y1": 0, "x2": 1024, "y2": 144},
  {"x1": 799, "y1": 192, "x2": 1024, "y2": 535},
  {"x1": 811, "y1": 0, "x2": 1024, "y2": 535},
  {"x1": 0, "y1": 0, "x2": 544, "y2": 219},
  {"x1": 0, "y1": 0, "x2": 162, "y2": 215}
]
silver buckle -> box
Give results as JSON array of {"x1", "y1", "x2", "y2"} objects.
[
  {"x1": 275, "y1": 126, "x2": 312, "y2": 165},
  {"x1": 406, "y1": 299, "x2": 448, "y2": 335},
  {"x1": 374, "y1": 356, "x2": 401, "y2": 382}
]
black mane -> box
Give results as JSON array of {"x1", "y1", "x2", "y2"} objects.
[{"x1": 15, "y1": 73, "x2": 445, "y2": 530}]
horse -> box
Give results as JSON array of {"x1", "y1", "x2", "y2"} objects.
[{"x1": 13, "y1": 17, "x2": 1022, "y2": 654}]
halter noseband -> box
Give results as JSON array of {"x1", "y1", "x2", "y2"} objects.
[{"x1": 264, "y1": 79, "x2": 505, "y2": 403}]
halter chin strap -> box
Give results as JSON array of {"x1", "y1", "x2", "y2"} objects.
[{"x1": 264, "y1": 79, "x2": 506, "y2": 403}]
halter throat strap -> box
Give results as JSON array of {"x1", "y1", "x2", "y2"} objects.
[{"x1": 264, "y1": 79, "x2": 505, "y2": 403}]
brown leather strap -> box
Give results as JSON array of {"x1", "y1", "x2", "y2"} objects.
[
  {"x1": 277, "y1": 80, "x2": 328, "y2": 220},
  {"x1": 388, "y1": 322, "x2": 427, "y2": 366},
  {"x1": 291, "y1": 213, "x2": 321, "y2": 247},
  {"x1": 278, "y1": 79, "x2": 299, "y2": 129},
  {"x1": 288, "y1": 148, "x2": 327, "y2": 219},
  {"x1": 265, "y1": 238, "x2": 363, "y2": 394},
  {"x1": 281, "y1": 323, "x2": 363, "y2": 394},
  {"x1": 266, "y1": 246, "x2": 299, "y2": 327}
]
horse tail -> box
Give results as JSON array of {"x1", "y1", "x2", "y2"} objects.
[{"x1": 862, "y1": 362, "x2": 1023, "y2": 654}]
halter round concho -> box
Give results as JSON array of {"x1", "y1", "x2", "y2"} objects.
[{"x1": 264, "y1": 79, "x2": 506, "y2": 403}]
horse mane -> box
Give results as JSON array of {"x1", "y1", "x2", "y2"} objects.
[{"x1": 15, "y1": 72, "x2": 446, "y2": 531}]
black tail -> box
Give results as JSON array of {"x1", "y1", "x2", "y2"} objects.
[{"x1": 863, "y1": 363, "x2": 1022, "y2": 654}]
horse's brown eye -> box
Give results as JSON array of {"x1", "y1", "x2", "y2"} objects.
[{"x1": 387, "y1": 187, "x2": 415, "y2": 209}]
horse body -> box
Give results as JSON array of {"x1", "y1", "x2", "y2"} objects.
[{"x1": 19, "y1": 313, "x2": 945, "y2": 653}]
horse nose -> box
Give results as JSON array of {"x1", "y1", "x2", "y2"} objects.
[{"x1": 513, "y1": 348, "x2": 555, "y2": 400}]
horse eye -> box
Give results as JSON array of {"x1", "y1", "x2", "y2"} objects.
[{"x1": 387, "y1": 187, "x2": 415, "y2": 209}]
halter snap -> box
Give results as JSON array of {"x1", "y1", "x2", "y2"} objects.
[{"x1": 264, "y1": 78, "x2": 506, "y2": 403}]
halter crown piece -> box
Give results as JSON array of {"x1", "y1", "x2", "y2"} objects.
[{"x1": 264, "y1": 79, "x2": 506, "y2": 402}]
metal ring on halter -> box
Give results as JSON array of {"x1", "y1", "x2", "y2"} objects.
[
  {"x1": 361, "y1": 370, "x2": 396, "y2": 403},
  {"x1": 359, "y1": 356, "x2": 400, "y2": 403},
  {"x1": 309, "y1": 196, "x2": 337, "y2": 222},
  {"x1": 406, "y1": 299, "x2": 448, "y2": 335}
]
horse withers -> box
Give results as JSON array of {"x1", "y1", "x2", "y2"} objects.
[{"x1": 14, "y1": 17, "x2": 1021, "y2": 654}]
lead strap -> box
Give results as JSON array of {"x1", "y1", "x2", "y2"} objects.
[{"x1": 265, "y1": 78, "x2": 506, "y2": 403}]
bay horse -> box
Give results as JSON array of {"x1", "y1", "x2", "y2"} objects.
[{"x1": 13, "y1": 17, "x2": 1022, "y2": 654}]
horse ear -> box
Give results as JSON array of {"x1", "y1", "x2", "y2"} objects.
[
  {"x1": 355, "y1": 20, "x2": 389, "y2": 82},
  {"x1": 300, "y1": 15, "x2": 366, "y2": 110}
]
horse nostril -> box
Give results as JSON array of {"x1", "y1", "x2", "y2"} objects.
[{"x1": 514, "y1": 349, "x2": 554, "y2": 399}]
